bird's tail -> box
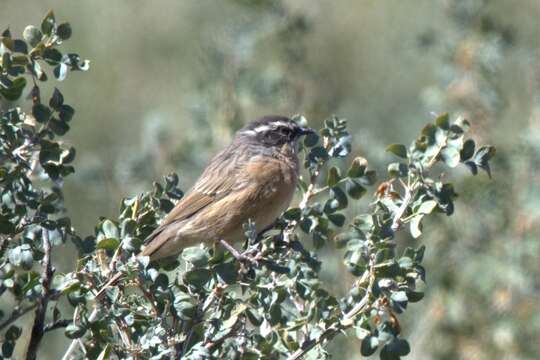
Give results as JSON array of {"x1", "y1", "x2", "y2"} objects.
[{"x1": 94, "y1": 272, "x2": 123, "y2": 300}]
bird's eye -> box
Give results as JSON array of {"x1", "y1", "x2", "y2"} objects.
[{"x1": 278, "y1": 127, "x2": 291, "y2": 136}]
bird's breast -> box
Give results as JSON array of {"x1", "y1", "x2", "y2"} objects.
[{"x1": 241, "y1": 155, "x2": 298, "y2": 232}]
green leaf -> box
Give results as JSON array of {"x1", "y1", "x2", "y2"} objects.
[
  {"x1": 65, "y1": 324, "x2": 86, "y2": 339},
  {"x1": 455, "y1": 117, "x2": 471, "y2": 132},
  {"x1": 398, "y1": 256, "x2": 413, "y2": 269},
  {"x1": 23, "y1": 25, "x2": 42, "y2": 47},
  {"x1": 435, "y1": 113, "x2": 450, "y2": 129},
  {"x1": 8, "y1": 244, "x2": 33, "y2": 269},
  {"x1": 385, "y1": 338, "x2": 411, "y2": 356},
  {"x1": 330, "y1": 186, "x2": 348, "y2": 210},
  {"x1": 374, "y1": 260, "x2": 401, "y2": 277},
  {"x1": 41, "y1": 10, "x2": 56, "y2": 36},
  {"x1": 182, "y1": 247, "x2": 209, "y2": 267},
  {"x1": 475, "y1": 145, "x2": 496, "y2": 162},
  {"x1": 0, "y1": 76, "x2": 26, "y2": 101},
  {"x1": 96, "y1": 238, "x2": 120, "y2": 250},
  {"x1": 391, "y1": 290, "x2": 408, "y2": 303},
  {"x1": 54, "y1": 63, "x2": 68, "y2": 81},
  {"x1": 327, "y1": 213, "x2": 346, "y2": 227},
  {"x1": 307, "y1": 146, "x2": 329, "y2": 163},
  {"x1": 460, "y1": 139, "x2": 475, "y2": 161},
  {"x1": 173, "y1": 292, "x2": 197, "y2": 320},
  {"x1": 410, "y1": 215, "x2": 423, "y2": 239},
  {"x1": 380, "y1": 344, "x2": 400, "y2": 360},
  {"x1": 184, "y1": 268, "x2": 211, "y2": 288},
  {"x1": 360, "y1": 170, "x2": 377, "y2": 186},
  {"x1": 31, "y1": 60, "x2": 46, "y2": 80},
  {"x1": 32, "y1": 104, "x2": 52, "y2": 123},
  {"x1": 324, "y1": 198, "x2": 340, "y2": 214},
  {"x1": 13, "y1": 40, "x2": 28, "y2": 54},
  {"x1": 360, "y1": 336, "x2": 378, "y2": 356},
  {"x1": 49, "y1": 87, "x2": 64, "y2": 109},
  {"x1": 347, "y1": 157, "x2": 368, "y2": 178},
  {"x1": 440, "y1": 147, "x2": 460, "y2": 167},
  {"x1": 283, "y1": 207, "x2": 301, "y2": 221},
  {"x1": 0, "y1": 214, "x2": 15, "y2": 234},
  {"x1": 1, "y1": 36, "x2": 14, "y2": 51},
  {"x1": 327, "y1": 166, "x2": 341, "y2": 187},
  {"x1": 407, "y1": 291, "x2": 424, "y2": 303},
  {"x1": 303, "y1": 132, "x2": 319, "y2": 147},
  {"x1": 49, "y1": 117, "x2": 70, "y2": 135},
  {"x1": 346, "y1": 179, "x2": 366, "y2": 200},
  {"x1": 102, "y1": 219, "x2": 119, "y2": 239},
  {"x1": 415, "y1": 245, "x2": 426, "y2": 262},
  {"x1": 2, "y1": 341, "x2": 14, "y2": 357},
  {"x1": 386, "y1": 144, "x2": 408, "y2": 159},
  {"x1": 0, "y1": 74, "x2": 12, "y2": 88},
  {"x1": 56, "y1": 22, "x2": 72, "y2": 40},
  {"x1": 43, "y1": 48, "x2": 62, "y2": 65},
  {"x1": 214, "y1": 262, "x2": 238, "y2": 284},
  {"x1": 58, "y1": 105, "x2": 75, "y2": 122},
  {"x1": 396, "y1": 339, "x2": 411, "y2": 355},
  {"x1": 387, "y1": 162, "x2": 408, "y2": 178},
  {"x1": 5, "y1": 326, "x2": 21, "y2": 341},
  {"x1": 417, "y1": 200, "x2": 437, "y2": 215}
]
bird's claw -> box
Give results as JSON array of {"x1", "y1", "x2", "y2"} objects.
[{"x1": 219, "y1": 239, "x2": 260, "y2": 267}]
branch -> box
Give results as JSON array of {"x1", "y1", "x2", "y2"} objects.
[
  {"x1": 286, "y1": 262, "x2": 375, "y2": 360},
  {"x1": 26, "y1": 229, "x2": 55, "y2": 360},
  {"x1": 391, "y1": 180, "x2": 415, "y2": 232},
  {"x1": 44, "y1": 319, "x2": 70, "y2": 333},
  {"x1": 0, "y1": 304, "x2": 39, "y2": 332},
  {"x1": 0, "y1": 290, "x2": 63, "y2": 332}
]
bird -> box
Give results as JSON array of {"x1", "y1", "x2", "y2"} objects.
[{"x1": 95, "y1": 115, "x2": 314, "y2": 298}]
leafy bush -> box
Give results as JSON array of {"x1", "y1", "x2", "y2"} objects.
[{"x1": 0, "y1": 11, "x2": 495, "y2": 360}]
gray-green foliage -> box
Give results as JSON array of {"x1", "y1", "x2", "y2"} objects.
[
  {"x1": 412, "y1": 1, "x2": 539, "y2": 359},
  {"x1": 0, "y1": 11, "x2": 495, "y2": 360},
  {"x1": 0, "y1": 10, "x2": 88, "y2": 360}
]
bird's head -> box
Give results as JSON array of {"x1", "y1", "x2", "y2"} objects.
[{"x1": 238, "y1": 115, "x2": 315, "y2": 149}]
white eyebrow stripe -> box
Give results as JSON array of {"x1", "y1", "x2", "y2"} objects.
[
  {"x1": 253, "y1": 125, "x2": 272, "y2": 133},
  {"x1": 252, "y1": 121, "x2": 294, "y2": 133},
  {"x1": 240, "y1": 129, "x2": 257, "y2": 136},
  {"x1": 273, "y1": 121, "x2": 293, "y2": 128}
]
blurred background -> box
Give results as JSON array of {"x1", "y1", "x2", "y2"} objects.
[{"x1": 3, "y1": 0, "x2": 540, "y2": 359}]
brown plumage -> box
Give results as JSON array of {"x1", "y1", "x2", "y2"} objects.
[{"x1": 95, "y1": 115, "x2": 313, "y2": 298}]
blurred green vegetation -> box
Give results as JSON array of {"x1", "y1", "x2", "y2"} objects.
[{"x1": 2, "y1": 0, "x2": 539, "y2": 359}]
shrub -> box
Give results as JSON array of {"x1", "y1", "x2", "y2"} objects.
[{"x1": 0, "y1": 11, "x2": 494, "y2": 360}]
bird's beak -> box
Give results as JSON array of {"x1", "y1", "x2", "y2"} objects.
[{"x1": 299, "y1": 127, "x2": 316, "y2": 136}]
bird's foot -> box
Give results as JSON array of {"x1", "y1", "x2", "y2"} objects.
[{"x1": 219, "y1": 239, "x2": 260, "y2": 266}]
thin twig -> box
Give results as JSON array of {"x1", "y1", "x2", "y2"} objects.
[
  {"x1": 0, "y1": 304, "x2": 39, "y2": 332},
  {"x1": 61, "y1": 307, "x2": 98, "y2": 360},
  {"x1": 391, "y1": 181, "x2": 414, "y2": 232},
  {"x1": 0, "y1": 289, "x2": 62, "y2": 332},
  {"x1": 44, "y1": 319, "x2": 70, "y2": 333}
]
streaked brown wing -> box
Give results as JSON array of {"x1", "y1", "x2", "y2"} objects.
[{"x1": 142, "y1": 151, "x2": 242, "y2": 257}]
